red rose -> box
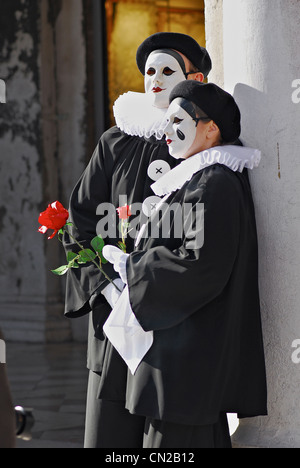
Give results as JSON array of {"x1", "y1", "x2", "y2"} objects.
[
  {"x1": 38, "y1": 201, "x2": 69, "y2": 239},
  {"x1": 117, "y1": 205, "x2": 132, "y2": 220}
]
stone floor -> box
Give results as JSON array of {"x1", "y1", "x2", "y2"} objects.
[
  {"x1": 5, "y1": 341, "x2": 239, "y2": 449},
  {"x1": 6, "y1": 341, "x2": 88, "y2": 448}
]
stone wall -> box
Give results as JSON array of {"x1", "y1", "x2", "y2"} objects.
[
  {"x1": 0, "y1": 0, "x2": 89, "y2": 342},
  {"x1": 205, "y1": 0, "x2": 300, "y2": 448}
]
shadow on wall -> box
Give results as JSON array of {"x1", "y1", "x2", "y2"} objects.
[{"x1": 232, "y1": 83, "x2": 268, "y2": 149}]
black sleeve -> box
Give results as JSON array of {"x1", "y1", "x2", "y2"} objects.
[
  {"x1": 127, "y1": 167, "x2": 240, "y2": 331},
  {"x1": 63, "y1": 137, "x2": 119, "y2": 318}
]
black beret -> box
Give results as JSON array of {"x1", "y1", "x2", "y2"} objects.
[
  {"x1": 169, "y1": 81, "x2": 241, "y2": 143},
  {"x1": 136, "y1": 32, "x2": 212, "y2": 79}
]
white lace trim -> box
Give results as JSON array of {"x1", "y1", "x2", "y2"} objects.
[
  {"x1": 113, "y1": 92, "x2": 167, "y2": 140},
  {"x1": 151, "y1": 145, "x2": 261, "y2": 197}
]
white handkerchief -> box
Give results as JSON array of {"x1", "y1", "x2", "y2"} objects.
[{"x1": 103, "y1": 286, "x2": 153, "y2": 375}]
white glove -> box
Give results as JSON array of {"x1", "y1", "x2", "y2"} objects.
[
  {"x1": 102, "y1": 245, "x2": 129, "y2": 284},
  {"x1": 101, "y1": 278, "x2": 125, "y2": 309}
]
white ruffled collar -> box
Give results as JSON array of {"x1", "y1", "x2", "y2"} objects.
[
  {"x1": 113, "y1": 91, "x2": 167, "y2": 140},
  {"x1": 151, "y1": 145, "x2": 261, "y2": 197}
]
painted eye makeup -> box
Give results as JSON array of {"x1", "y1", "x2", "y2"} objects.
[
  {"x1": 146, "y1": 67, "x2": 156, "y2": 76},
  {"x1": 164, "y1": 99, "x2": 197, "y2": 158},
  {"x1": 147, "y1": 67, "x2": 176, "y2": 77},
  {"x1": 145, "y1": 53, "x2": 187, "y2": 109},
  {"x1": 163, "y1": 67, "x2": 176, "y2": 76},
  {"x1": 173, "y1": 117, "x2": 183, "y2": 124}
]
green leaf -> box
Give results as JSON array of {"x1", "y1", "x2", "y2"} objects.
[
  {"x1": 98, "y1": 252, "x2": 108, "y2": 265},
  {"x1": 78, "y1": 249, "x2": 97, "y2": 263},
  {"x1": 91, "y1": 235, "x2": 105, "y2": 254},
  {"x1": 67, "y1": 251, "x2": 78, "y2": 262},
  {"x1": 51, "y1": 265, "x2": 69, "y2": 276},
  {"x1": 77, "y1": 257, "x2": 87, "y2": 264},
  {"x1": 66, "y1": 252, "x2": 80, "y2": 270}
]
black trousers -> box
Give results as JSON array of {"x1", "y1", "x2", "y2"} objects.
[
  {"x1": 84, "y1": 370, "x2": 232, "y2": 449},
  {"x1": 84, "y1": 370, "x2": 145, "y2": 448},
  {"x1": 143, "y1": 413, "x2": 232, "y2": 449}
]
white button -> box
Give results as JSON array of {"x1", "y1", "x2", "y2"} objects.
[
  {"x1": 147, "y1": 160, "x2": 171, "y2": 181},
  {"x1": 142, "y1": 196, "x2": 162, "y2": 217}
]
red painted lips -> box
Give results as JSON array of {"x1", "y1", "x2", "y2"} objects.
[{"x1": 152, "y1": 87, "x2": 165, "y2": 93}]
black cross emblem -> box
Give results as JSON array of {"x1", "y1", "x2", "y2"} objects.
[
  {"x1": 151, "y1": 203, "x2": 157, "y2": 211},
  {"x1": 156, "y1": 167, "x2": 163, "y2": 174}
]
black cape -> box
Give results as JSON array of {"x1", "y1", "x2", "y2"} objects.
[
  {"x1": 63, "y1": 125, "x2": 179, "y2": 398},
  {"x1": 125, "y1": 163, "x2": 268, "y2": 425}
]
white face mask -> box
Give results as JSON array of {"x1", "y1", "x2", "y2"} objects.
[
  {"x1": 164, "y1": 99, "x2": 197, "y2": 159},
  {"x1": 144, "y1": 52, "x2": 186, "y2": 109}
]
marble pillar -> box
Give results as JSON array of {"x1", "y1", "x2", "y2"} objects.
[
  {"x1": 0, "y1": 0, "x2": 88, "y2": 342},
  {"x1": 206, "y1": 0, "x2": 300, "y2": 448}
]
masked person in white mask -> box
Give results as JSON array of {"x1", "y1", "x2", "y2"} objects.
[
  {"x1": 63, "y1": 33, "x2": 212, "y2": 448},
  {"x1": 103, "y1": 81, "x2": 267, "y2": 448}
]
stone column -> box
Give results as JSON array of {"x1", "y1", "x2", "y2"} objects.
[
  {"x1": 0, "y1": 0, "x2": 89, "y2": 342},
  {"x1": 206, "y1": 0, "x2": 300, "y2": 448},
  {"x1": 0, "y1": 0, "x2": 50, "y2": 342},
  {"x1": 204, "y1": 0, "x2": 224, "y2": 87},
  {"x1": 41, "y1": 0, "x2": 90, "y2": 342}
]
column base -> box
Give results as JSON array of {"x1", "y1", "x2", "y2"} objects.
[
  {"x1": 231, "y1": 417, "x2": 300, "y2": 449},
  {"x1": 0, "y1": 298, "x2": 72, "y2": 343}
]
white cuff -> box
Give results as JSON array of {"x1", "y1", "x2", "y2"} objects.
[
  {"x1": 102, "y1": 245, "x2": 129, "y2": 284},
  {"x1": 101, "y1": 278, "x2": 125, "y2": 309}
]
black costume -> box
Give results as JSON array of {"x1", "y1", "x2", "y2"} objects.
[
  {"x1": 101, "y1": 82, "x2": 267, "y2": 448},
  {"x1": 63, "y1": 121, "x2": 180, "y2": 446},
  {"x1": 63, "y1": 32, "x2": 214, "y2": 448},
  {"x1": 125, "y1": 160, "x2": 268, "y2": 426}
]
